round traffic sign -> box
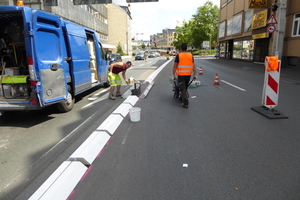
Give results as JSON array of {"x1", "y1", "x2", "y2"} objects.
[{"x1": 267, "y1": 25, "x2": 276, "y2": 33}]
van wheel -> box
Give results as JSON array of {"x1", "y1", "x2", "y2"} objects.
[
  {"x1": 103, "y1": 80, "x2": 110, "y2": 88},
  {"x1": 57, "y1": 86, "x2": 75, "y2": 112}
]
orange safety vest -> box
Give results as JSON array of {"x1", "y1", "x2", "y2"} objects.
[{"x1": 176, "y1": 52, "x2": 194, "y2": 76}]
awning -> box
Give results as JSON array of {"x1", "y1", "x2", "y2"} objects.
[{"x1": 102, "y1": 44, "x2": 116, "y2": 49}]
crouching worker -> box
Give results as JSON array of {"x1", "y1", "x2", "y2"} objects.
[
  {"x1": 173, "y1": 43, "x2": 197, "y2": 108},
  {"x1": 108, "y1": 61, "x2": 132, "y2": 100}
]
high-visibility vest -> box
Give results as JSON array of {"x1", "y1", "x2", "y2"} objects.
[
  {"x1": 265, "y1": 56, "x2": 279, "y2": 72},
  {"x1": 176, "y1": 52, "x2": 194, "y2": 76}
]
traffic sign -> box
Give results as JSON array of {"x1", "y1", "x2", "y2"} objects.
[
  {"x1": 267, "y1": 25, "x2": 276, "y2": 33},
  {"x1": 267, "y1": 14, "x2": 278, "y2": 24}
]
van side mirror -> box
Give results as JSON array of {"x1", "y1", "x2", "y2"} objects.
[{"x1": 105, "y1": 52, "x2": 111, "y2": 60}]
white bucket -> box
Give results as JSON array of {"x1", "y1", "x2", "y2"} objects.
[{"x1": 129, "y1": 107, "x2": 141, "y2": 122}]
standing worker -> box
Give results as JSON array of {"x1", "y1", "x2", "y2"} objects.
[
  {"x1": 172, "y1": 43, "x2": 197, "y2": 108},
  {"x1": 108, "y1": 61, "x2": 132, "y2": 100},
  {"x1": 144, "y1": 51, "x2": 148, "y2": 62}
]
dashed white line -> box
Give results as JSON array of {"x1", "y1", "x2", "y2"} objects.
[{"x1": 221, "y1": 80, "x2": 246, "y2": 92}]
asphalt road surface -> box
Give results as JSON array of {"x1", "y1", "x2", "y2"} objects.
[
  {"x1": 0, "y1": 56, "x2": 166, "y2": 200},
  {"x1": 62, "y1": 57, "x2": 300, "y2": 199}
]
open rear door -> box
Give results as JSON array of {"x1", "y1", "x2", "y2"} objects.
[{"x1": 32, "y1": 10, "x2": 67, "y2": 105}]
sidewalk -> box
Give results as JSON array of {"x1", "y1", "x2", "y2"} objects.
[{"x1": 208, "y1": 56, "x2": 300, "y2": 83}]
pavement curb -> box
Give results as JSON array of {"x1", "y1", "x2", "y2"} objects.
[{"x1": 28, "y1": 58, "x2": 171, "y2": 200}]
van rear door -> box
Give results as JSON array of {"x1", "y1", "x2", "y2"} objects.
[{"x1": 32, "y1": 10, "x2": 67, "y2": 105}]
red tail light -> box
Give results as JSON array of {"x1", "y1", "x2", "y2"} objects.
[
  {"x1": 30, "y1": 81, "x2": 37, "y2": 86},
  {"x1": 32, "y1": 97, "x2": 37, "y2": 105},
  {"x1": 27, "y1": 56, "x2": 33, "y2": 65}
]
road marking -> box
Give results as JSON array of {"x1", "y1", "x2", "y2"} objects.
[
  {"x1": 221, "y1": 80, "x2": 246, "y2": 91},
  {"x1": 83, "y1": 88, "x2": 110, "y2": 108}
]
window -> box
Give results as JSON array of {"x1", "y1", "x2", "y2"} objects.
[
  {"x1": 232, "y1": 12, "x2": 242, "y2": 35},
  {"x1": 233, "y1": 41, "x2": 242, "y2": 59},
  {"x1": 292, "y1": 13, "x2": 300, "y2": 37}
]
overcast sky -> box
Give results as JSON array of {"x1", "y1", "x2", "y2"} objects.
[{"x1": 112, "y1": 0, "x2": 220, "y2": 41}]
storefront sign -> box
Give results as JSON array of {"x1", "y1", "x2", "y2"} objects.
[
  {"x1": 252, "y1": 32, "x2": 269, "y2": 39},
  {"x1": 252, "y1": 9, "x2": 267, "y2": 29},
  {"x1": 249, "y1": 0, "x2": 267, "y2": 8}
]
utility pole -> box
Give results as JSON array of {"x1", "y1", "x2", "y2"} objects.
[{"x1": 272, "y1": 0, "x2": 287, "y2": 60}]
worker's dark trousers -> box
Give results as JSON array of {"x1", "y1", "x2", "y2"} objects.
[{"x1": 178, "y1": 76, "x2": 191, "y2": 106}]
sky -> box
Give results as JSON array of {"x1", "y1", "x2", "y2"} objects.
[{"x1": 112, "y1": 0, "x2": 220, "y2": 41}]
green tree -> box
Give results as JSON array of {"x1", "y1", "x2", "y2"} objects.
[
  {"x1": 141, "y1": 43, "x2": 146, "y2": 49},
  {"x1": 192, "y1": 0, "x2": 219, "y2": 49},
  {"x1": 173, "y1": 0, "x2": 219, "y2": 50},
  {"x1": 117, "y1": 42, "x2": 126, "y2": 56},
  {"x1": 173, "y1": 20, "x2": 195, "y2": 50}
]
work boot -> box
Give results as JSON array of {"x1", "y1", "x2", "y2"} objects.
[
  {"x1": 116, "y1": 91, "x2": 122, "y2": 97},
  {"x1": 182, "y1": 99, "x2": 188, "y2": 108},
  {"x1": 109, "y1": 93, "x2": 115, "y2": 100}
]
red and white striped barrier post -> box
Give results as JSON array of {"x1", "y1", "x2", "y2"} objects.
[
  {"x1": 262, "y1": 56, "x2": 281, "y2": 109},
  {"x1": 251, "y1": 56, "x2": 287, "y2": 119}
]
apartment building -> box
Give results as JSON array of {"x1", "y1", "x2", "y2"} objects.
[
  {"x1": 107, "y1": 3, "x2": 132, "y2": 55},
  {"x1": 219, "y1": 0, "x2": 300, "y2": 68},
  {"x1": 1, "y1": 0, "x2": 132, "y2": 55},
  {"x1": 151, "y1": 28, "x2": 175, "y2": 51}
]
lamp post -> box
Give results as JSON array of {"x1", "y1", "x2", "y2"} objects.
[{"x1": 272, "y1": 0, "x2": 287, "y2": 60}]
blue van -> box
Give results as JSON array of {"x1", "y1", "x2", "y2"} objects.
[{"x1": 0, "y1": 6, "x2": 110, "y2": 115}]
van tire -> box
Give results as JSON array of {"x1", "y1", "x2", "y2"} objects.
[
  {"x1": 57, "y1": 86, "x2": 75, "y2": 112},
  {"x1": 103, "y1": 80, "x2": 110, "y2": 88}
]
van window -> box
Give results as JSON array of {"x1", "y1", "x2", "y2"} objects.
[{"x1": 98, "y1": 42, "x2": 106, "y2": 60}]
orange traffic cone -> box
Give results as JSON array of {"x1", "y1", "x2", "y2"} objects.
[
  {"x1": 213, "y1": 73, "x2": 220, "y2": 85},
  {"x1": 199, "y1": 67, "x2": 203, "y2": 75}
]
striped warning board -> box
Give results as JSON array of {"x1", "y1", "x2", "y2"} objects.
[{"x1": 262, "y1": 57, "x2": 281, "y2": 109}]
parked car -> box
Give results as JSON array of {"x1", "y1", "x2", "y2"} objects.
[
  {"x1": 149, "y1": 52, "x2": 156, "y2": 58},
  {"x1": 109, "y1": 53, "x2": 122, "y2": 64},
  {"x1": 135, "y1": 51, "x2": 145, "y2": 60},
  {"x1": 155, "y1": 52, "x2": 160, "y2": 57}
]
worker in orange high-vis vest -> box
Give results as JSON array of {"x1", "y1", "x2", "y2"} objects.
[{"x1": 172, "y1": 43, "x2": 197, "y2": 108}]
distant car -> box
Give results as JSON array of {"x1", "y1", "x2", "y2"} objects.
[
  {"x1": 135, "y1": 51, "x2": 145, "y2": 60},
  {"x1": 109, "y1": 53, "x2": 122, "y2": 64},
  {"x1": 148, "y1": 52, "x2": 156, "y2": 58},
  {"x1": 155, "y1": 52, "x2": 160, "y2": 57}
]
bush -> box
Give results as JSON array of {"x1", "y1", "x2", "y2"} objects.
[{"x1": 192, "y1": 50, "x2": 216, "y2": 55}]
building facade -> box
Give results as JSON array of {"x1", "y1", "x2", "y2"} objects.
[
  {"x1": 1, "y1": 0, "x2": 132, "y2": 53},
  {"x1": 219, "y1": 0, "x2": 273, "y2": 62},
  {"x1": 151, "y1": 28, "x2": 175, "y2": 51},
  {"x1": 107, "y1": 3, "x2": 132, "y2": 55},
  {"x1": 219, "y1": 0, "x2": 300, "y2": 68}
]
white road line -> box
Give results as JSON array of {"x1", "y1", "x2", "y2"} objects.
[
  {"x1": 83, "y1": 88, "x2": 110, "y2": 108},
  {"x1": 221, "y1": 80, "x2": 246, "y2": 92}
]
